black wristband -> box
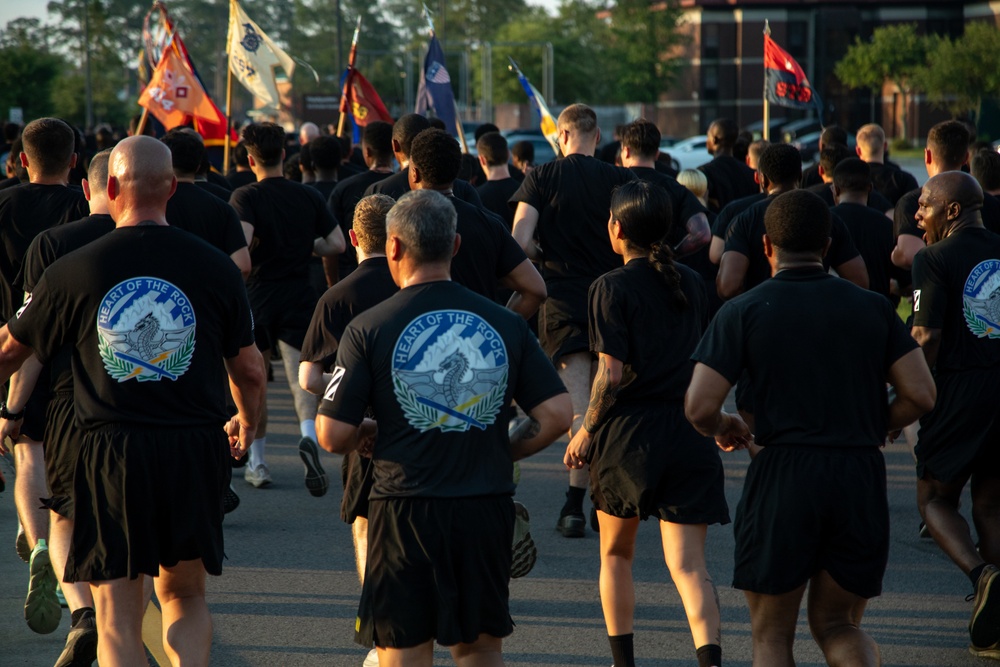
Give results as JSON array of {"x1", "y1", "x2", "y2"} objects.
[{"x1": 1, "y1": 403, "x2": 25, "y2": 421}]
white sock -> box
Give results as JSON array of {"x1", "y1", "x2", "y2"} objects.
[
  {"x1": 300, "y1": 419, "x2": 317, "y2": 442},
  {"x1": 249, "y1": 438, "x2": 266, "y2": 468}
]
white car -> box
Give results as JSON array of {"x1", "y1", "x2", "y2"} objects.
[{"x1": 660, "y1": 135, "x2": 713, "y2": 172}]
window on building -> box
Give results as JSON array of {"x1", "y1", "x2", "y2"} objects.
[{"x1": 704, "y1": 23, "x2": 719, "y2": 59}]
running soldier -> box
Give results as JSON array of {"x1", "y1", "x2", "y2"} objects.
[
  {"x1": 511, "y1": 104, "x2": 635, "y2": 536},
  {"x1": 316, "y1": 189, "x2": 572, "y2": 667},
  {"x1": 475, "y1": 132, "x2": 520, "y2": 229},
  {"x1": 697, "y1": 118, "x2": 757, "y2": 212},
  {"x1": 0, "y1": 135, "x2": 265, "y2": 666},
  {"x1": 910, "y1": 171, "x2": 1000, "y2": 657},
  {"x1": 831, "y1": 158, "x2": 894, "y2": 299},
  {"x1": 564, "y1": 181, "x2": 728, "y2": 667},
  {"x1": 687, "y1": 189, "x2": 935, "y2": 667},
  {"x1": 856, "y1": 123, "x2": 918, "y2": 207},
  {"x1": 230, "y1": 122, "x2": 345, "y2": 495}
]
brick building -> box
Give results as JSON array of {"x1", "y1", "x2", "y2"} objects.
[{"x1": 651, "y1": 0, "x2": 1000, "y2": 139}]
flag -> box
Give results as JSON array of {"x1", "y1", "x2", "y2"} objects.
[
  {"x1": 510, "y1": 59, "x2": 559, "y2": 155},
  {"x1": 227, "y1": 0, "x2": 296, "y2": 109},
  {"x1": 138, "y1": 47, "x2": 222, "y2": 129},
  {"x1": 344, "y1": 70, "x2": 393, "y2": 127},
  {"x1": 415, "y1": 34, "x2": 457, "y2": 135},
  {"x1": 764, "y1": 34, "x2": 822, "y2": 112}
]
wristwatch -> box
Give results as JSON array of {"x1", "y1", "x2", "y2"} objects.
[{"x1": 1, "y1": 403, "x2": 25, "y2": 421}]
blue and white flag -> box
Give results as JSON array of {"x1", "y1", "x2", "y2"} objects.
[{"x1": 415, "y1": 34, "x2": 457, "y2": 136}]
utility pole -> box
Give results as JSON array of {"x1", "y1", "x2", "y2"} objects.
[{"x1": 83, "y1": 0, "x2": 94, "y2": 131}]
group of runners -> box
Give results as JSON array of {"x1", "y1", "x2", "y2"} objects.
[{"x1": 0, "y1": 102, "x2": 999, "y2": 667}]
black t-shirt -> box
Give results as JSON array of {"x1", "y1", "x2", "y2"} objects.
[
  {"x1": 911, "y1": 226, "x2": 1000, "y2": 373},
  {"x1": 806, "y1": 182, "x2": 893, "y2": 213},
  {"x1": 692, "y1": 267, "x2": 918, "y2": 447},
  {"x1": 9, "y1": 226, "x2": 254, "y2": 430},
  {"x1": 724, "y1": 195, "x2": 861, "y2": 291},
  {"x1": 800, "y1": 163, "x2": 822, "y2": 188},
  {"x1": 309, "y1": 180, "x2": 338, "y2": 204},
  {"x1": 698, "y1": 155, "x2": 758, "y2": 212},
  {"x1": 20, "y1": 214, "x2": 116, "y2": 395},
  {"x1": 711, "y1": 192, "x2": 768, "y2": 240},
  {"x1": 510, "y1": 153, "x2": 635, "y2": 280},
  {"x1": 870, "y1": 162, "x2": 918, "y2": 207},
  {"x1": 317, "y1": 280, "x2": 566, "y2": 499},
  {"x1": 0, "y1": 183, "x2": 88, "y2": 322},
  {"x1": 230, "y1": 177, "x2": 337, "y2": 284},
  {"x1": 195, "y1": 179, "x2": 233, "y2": 201},
  {"x1": 300, "y1": 257, "x2": 399, "y2": 369},
  {"x1": 363, "y1": 167, "x2": 483, "y2": 208},
  {"x1": 206, "y1": 170, "x2": 233, "y2": 192},
  {"x1": 628, "y1": 166, "x2": 708, "y2": 248},
  {"x1": 338, "y1": 161, "x2": 364, "y2": 180},
  {"x1": 590, "y1": 259, "x2": 707, "y2": 403},
  {"x1": 897, "y1": 188, "x2": 1000, "y2": 238},
  {"x1": 166, "y1": 182, "x2": 247, "y2": 257},
  {"x1": 227, "y1": 170, "x2": 257, "y2": 190},
  {"x1": 0, "y1": 177, "x2": 20, "y2": 192},
  {"x1": 831, "y1": 203, "x2": 895, "y2": 299},
  {"x1": 449, "y1": 196, "x2": 527, "y2": 301},
  {"x1": 476, "y1": 178, "x2": 521, "y2": 230},
  {"x1": 329, "y1": 170, "x2": 393, "y2": 280}
]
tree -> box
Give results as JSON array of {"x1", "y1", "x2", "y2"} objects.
[
  {"x1": 920, "y1": 22, "x2": 1000, "y2": 130},
  {"x1": 0, "y1": 19, "x2": 65, "y2": 122},
  {"x1": 834, "y1": 23, "x2": 928, "y2": 141},
  {"x1": 605, "y1": 0, "x2": 686, "y2": 104}
]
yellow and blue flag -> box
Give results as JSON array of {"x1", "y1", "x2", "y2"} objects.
[{"x1": 509, "y1": 58, "x2": 559, "y2": 156}]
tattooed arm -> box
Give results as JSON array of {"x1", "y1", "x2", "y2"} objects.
[{"x1": 564, "y1": 353, "x2": 623, "y2": 469}]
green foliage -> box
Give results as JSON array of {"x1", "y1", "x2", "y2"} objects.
[
  {"x1": 606, "y1": 0, "x2": 685, "y2": 103},
  {"x1": 920, "y1": 22, "x2": 1000, "y2": 128},
  {"x1": 0, "y1": 19, "x2": 64, "y2": 121}
]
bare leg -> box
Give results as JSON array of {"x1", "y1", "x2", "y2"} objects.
[
  {"x1": 378, "y1": 639, "x2": 434, "y2": 667},
  {"x1": 807, "y1": 570, "x2": 879, "y2": 667},
  {"x1": 450, "y1": 633, "x2": 505, "y2": 667},
  {"x1": 559, "y1": 352, "x2": 596, "y2": 490},
  {"x1": 14, "y1": 439, "x2": 48, "y2": 547},
  {"x1": 90, "y1": 576, "x2": 146, "y2": 666},
  {"x1": 660, "y1": 522, "x2": 721, "y2": 649},
  {"x1": 744, "y1": 585, "x2": 806, "y2": 667},
  {"x1": 155, "y1": 559, "x2": 211, "y2": 667},
  {"x1": 353, "y1": 517, "x2": 368, "y2": 586},
  {"x1": 917, "y1": 473, "x2": 983, "y2": 575},
  {"x1": 48, "y1": 511, "x2": 93, "y2": 612},
  {"x1": 277, "y1": 340, "x2": 319, "y2": 424},
  {"x1": 597, "y1": 511, "x2": 639, "y2": 634}
]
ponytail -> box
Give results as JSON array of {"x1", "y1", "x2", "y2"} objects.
[{"x1": 649, "y1": 241, "x2": 687, "y2": 310}]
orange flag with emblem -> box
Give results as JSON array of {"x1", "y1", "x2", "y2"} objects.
[{"x1": 138, "y1": 47, "x2": 222, "y2": 129}]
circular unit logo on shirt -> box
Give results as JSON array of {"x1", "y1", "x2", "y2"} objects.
[
  {"x1": 97, "y1": 277, "x2": 197, "y2": 382},
  {"x1": 963, "y1": 260, "x2": 1000, "y2": 339},
  {"x1": 392, "y1": 310, "x2": 508, "y2": 433}
]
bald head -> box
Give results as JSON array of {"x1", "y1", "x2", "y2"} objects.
[
  {"x1": 926, "y1": 171, "x2": 984, "y2": 213},
  {"x1": 917, "y1": 171, "x2": 984, "y2": 245},
  {"x1": 299, "y1": 122, "x2": 320, "y2": 145},
  {"x1": 108, "y1": 136, "x2": 176, "y2": 224}
]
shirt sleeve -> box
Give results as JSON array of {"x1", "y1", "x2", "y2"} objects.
[
  {"x1": 588, "y1": 276, "x2": 628, "y2": 360},
  {"x1": 827, "y1": 214, "x2": 861, "y2": 268},
  {"x1": 220, "y1": 263, "x2": 255, "y2": 357},
  {"x1": 910, "y1": 248, "x2": 947, "y2": 329},
  {"x1": 300, "y1": 292, "x2": 349, "y2": 368},
  {"x1": 7, "y1": 270, "x2": 68, "y2": 364},
  {"x1": 723, "y1": 211, "x2": 752, "y2": 256},
  {"x1": 894, "y1": 192, "x2": 921, "y2": 238},
  {"x1": 509, "y1": 168, "x2": 546, "y2": 212},
  {"x1": 691, "y1": 300, "x2": 745, "y2": 385},
  {"x1": 455, "y1": 179, "x2": 483, "y2": 208},
  {"x1": 221, "y1": 204, "x2": 249, "y2": 255},
  {"x1": 311, "y1": 188, "x2": 338, "y2": 239},
  {"x1": 884, "y1": 299, "x2": 920, "y2": 370},
  {"x1": 316, "y1": 323, "x2": 373, "y2": 426},
  {"x1": 491, "y1": 214, "x2": 529, "y2": 278},
  {"x1": 511, "y1": 322, "x2": 566, "y2": 413},
  {"x1": 228, "y1": 187, "x2": 256, "y2": 226}
]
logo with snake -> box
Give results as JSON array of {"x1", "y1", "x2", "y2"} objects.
[
  {"x1": 963, "y1": 260, "x2": 1000, "y2": 339},
  {"x1": 392, "y1": 310, "x2": 508, "y2": 433},
  {"x1": 97, "y1": 277, "x2": 196, "y2": 382}
]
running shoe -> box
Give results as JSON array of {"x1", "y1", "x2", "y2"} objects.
[
  {"x1": 970, "y1": 642, "x2": 1000, "y2": 660},
  {"x1": 511, "y1": 501, "x2": 537, "y2": 579},
  {"x1": 556, "y1": 512, "x2": 585, "y2": 538},
  {"x1": 53, "y1": 608, "x2": 98, "y2": 667},
  {"x1": 244, "y1": 463, "x2": 272, "y2": 488},
  {"x1": 970, "y1": 564, "x2": 1000, "y2": 649},
  {"x1": 223, "y1": 484, "x2": 241, "y2": 513},
  {"x1": 362, "y1": 647, "x2": 379, "y2": 667},
  {"x1": 298, "y1": 436, "x2": 329, "y2": 497},
  {"x1": 15, "y1": 522, "x2": 29, "y2": 562},
  {"x1": 25, "y1": 538, "x2": 60, "y2": 634}
]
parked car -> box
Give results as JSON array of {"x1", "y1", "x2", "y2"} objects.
[
  {"x1": 744, "y1": 117, "x2": 788, "y2": 141},
  {"x1": 660, "y1": 135, "x2": 713, "y2": 171},
  {"x1": 794, "y1": 131, "x2": 857, "y2": 163},
  {"x1": 503, "y1": 133, "x2": 558, "y2": 165},
  {"x1": 780, "y1": 118, "x2": 822, "y2": 144}
]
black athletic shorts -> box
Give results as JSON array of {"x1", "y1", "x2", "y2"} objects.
[
  {"x1": 356, "y1": 496, "x2": 515, "y2": 649},
  {"x1": 17, "y1": 365, "x2": 53, "y2": 443},
  {"x1": 41, "y1": 394, "x2": 78, "y2": 520},
  {"x1": 915, "y1": 368, "x2": 1000, "y2": 485},
  {"x1": 733, "y1": 445, "x2": 889, "y2": 598},
  {"x1": 65, "y1": 425, "x2": 231, "y2": 582},
  {"x1": 539, "y1": 277, "x2": 591, "y2": 364},
  {"x1": 340, "y1": 450, "x2": 374, "y2": 523},
  {"x1": 589, "y1": 402, "x2": 730, "y2": 525},
  {"x1": 247, "y1": 278, "x2": 318, "y2": 352}
]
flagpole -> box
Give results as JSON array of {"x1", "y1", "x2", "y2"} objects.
[
  {"x1": 762, "y1": 20, "x2": 770, "y2": 142},
  {"x1": 337, "y1": 17, "x2": 362, "y2": 138},
  {"x1": 223, "y1": 0, "x2": 236, "y2": 172},
  {"x1": 135, "y1": 108, "x2": 150, "y2": 136}
]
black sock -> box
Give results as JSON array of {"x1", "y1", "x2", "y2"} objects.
[
  {"x1": 970, "y1": 563, "x2": 989, "y2": 587},
  {"x1": 608, "y1": 633, "x2": 635, "y2": 667},
  {"x1": 696, "y1": 643, "x2": 722, "y2": 667},
  {"x1": 561, "y1": 486, "x2": 585, "y2": 516},
  {"x1": 70, "y1": 606, "x2": 95, "y2": 627}
]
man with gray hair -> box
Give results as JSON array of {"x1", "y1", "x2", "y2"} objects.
[{"x1": 318, "y1": 189, "x2": 572, "y2": 667}]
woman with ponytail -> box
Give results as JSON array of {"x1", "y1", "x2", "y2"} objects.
[{"x1": 564, "y1": 180, "x2": 730, "y2": 667}]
